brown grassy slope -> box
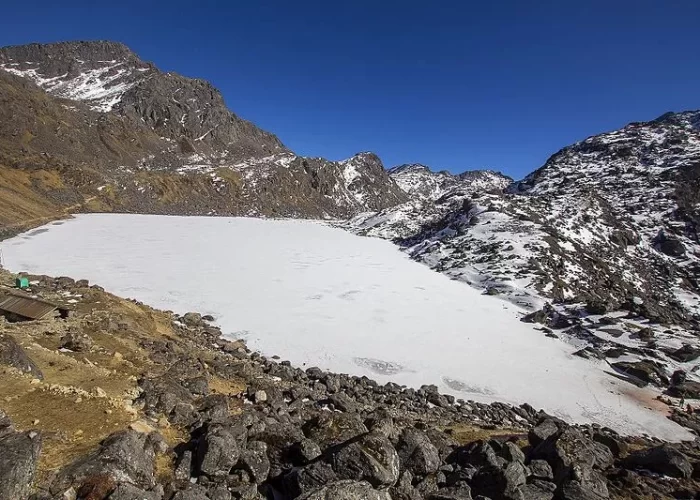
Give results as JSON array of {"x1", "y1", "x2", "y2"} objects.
[
  {"x1": 0, "y1": 69, "x2": 170, "y2": 232},
  {"x1": 0, "y1": 269, "x2": 245, "y2": 484}
]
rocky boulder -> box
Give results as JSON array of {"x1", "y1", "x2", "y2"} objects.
[
  {"x1": 668, "y1": 344, "x2": 700, "y2": 362},
  {"x1": 611, "y1": 360, "x2": 669, "y2": 387},
  {"x1": 298, "y1": 480, "x2": 392, "y2": 500},
  {"x1": 303, "y1": 413, "x2": 368, "y2": 450},
  {"x1": 49, "y1": 430, "x2": 158, "y2": 495},
  {"x1": 531, "y1": 427, "x2": 613, "y2": 498},
  {"x1": 195, "y1": 423, "x2": 244, "y2": 477},
  {"x1": 654, "y1": 231, "x2": 686, "y2": 257},
  {"x1": 0, "y1": 413, "x2": 42, "y2": 500},
  {"x1": 0, "y1": 334, "x2": 43, "y2": 379},
  {"x1": 328, "y1": 433, "x2": 400, "y2": 488},
  {"x1": 623, "y1": 444, "x2": 693, "y2": 479},
  {"x1": 667, "y1": 381, "x2": 700, "y2": 399},
  {"x1": 470, "y1": 461, "x2": 527, "y2": 500},
  {"x1": 60, "y1": 331, "x2": 94, "y2": 352},
  {"x1": 396, "y1": 428, "x2": 441, "y2": 476},
  {"x1": 284, "y1": 461, "x2": 339, "y2": 498}
]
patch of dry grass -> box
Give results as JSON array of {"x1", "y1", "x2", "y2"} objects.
[
  {"x1": 443, "y1": 423, "x2": 528, "y2": 445},
  {"x1": 0, "y1": 369, "x2": 135, "y2": 483}
]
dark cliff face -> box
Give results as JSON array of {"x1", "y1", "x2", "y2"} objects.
[{"x1": 116, "y1": 71, "x2": 286, "y2": 157}]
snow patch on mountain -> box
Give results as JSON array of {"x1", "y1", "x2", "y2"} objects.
[{"x1": 0, "y1": 60, "x2": 149, "y2": 112}]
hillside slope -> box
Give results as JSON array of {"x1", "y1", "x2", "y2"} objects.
[
  {"x1": 350, "y1": 111, "x2": 700, "y2": 323},
  {"x1": 0, "y1": 41, "x2": 406, "y2": 227}
]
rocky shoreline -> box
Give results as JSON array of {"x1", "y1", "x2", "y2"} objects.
[{"x1": 0, "y1": 270, "x2": 699, "y2": 499}]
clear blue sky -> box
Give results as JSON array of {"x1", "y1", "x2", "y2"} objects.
[{"x1": 2, "y1": 1, "x2": 699, "y2": 178}]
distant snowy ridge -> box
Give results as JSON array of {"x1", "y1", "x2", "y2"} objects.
[
  {"x1": 347, "y1": 110, "x2": 700, "y2": 329},
  {"x1": 389, "y1": 163, "x2": 511, "y2": 201}
]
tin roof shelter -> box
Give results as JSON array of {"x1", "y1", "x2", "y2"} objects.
[{"x1": 0, "y1": 292, "x2": 58, "y2": 321}]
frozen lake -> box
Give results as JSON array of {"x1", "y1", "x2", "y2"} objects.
[{"x1": 2, "y1": 214, "x2": 689, "y2": 439}]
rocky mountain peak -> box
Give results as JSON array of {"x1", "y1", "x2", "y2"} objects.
[
  {"x1": 389, "y1": 162, "x2": 510, "y2": 201},
  {"x1": 0, "y1": 39, "x2": 285, "y2": 158},
  {"x1": 388, "y1": 163, "x2": 433, "y2": 175}
]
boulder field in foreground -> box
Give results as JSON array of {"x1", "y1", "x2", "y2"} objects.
[{"x1": 0, "y1": 269, "x2": 699, "y2": 499}]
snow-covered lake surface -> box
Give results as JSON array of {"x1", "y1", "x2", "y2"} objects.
[{"x1": 2, "y1": 214, "x2": 690, "y2": 440}]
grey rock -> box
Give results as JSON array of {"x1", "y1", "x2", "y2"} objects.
[
  {"x1": 297, "y1": 480, "x2": 392, "y2": 500},
  {"x1": 137, "y1": 376, "x2": 194, "y2": 418},
  {"x1": 237, "y1": 441, "x2": 270, "y2": 484},
  {"x1": 623, "y1": 443, "x2": 693, "y2": 479},
  {"x1": 60, "y1": 331, "x2": 93, "y2": 352},
  {"x1": 531, "y1": 428, "x2": 613, "y2": 485},
  {"x1": 453, "y1": 441, "x2": 504, "y2": 469},
  {"x1": 470, "y1": 461, "x2": 527, "y2": 500},
  {"x1": 528, "y1": 460, "x2": 553, "y2": 481},
  {"x1": 0, "y1": 334, "x2": 43, "y2": 379},
  {"x1": 668, "y1": 344, "x2": 700, "y2": 362},
  {"x1": 291, "y1": 438, "x2": 322, "y2": 465},
  {"x1": 611, "y1": 360, "x2": 669, "y2": 387},
  {"x1": 559, "y1": 465, "x2": 609, "y2": 500},
  {"x1": 416, "y1": 474, "x2": 440, "y2": 497},
  {"x1": 329, "y1": 433, "x2": 400, "y2": 488},
  {"x1": 500, "y1": 442, "x2": 525, "y2": 463},
  {"x1": 181, "y1": 376, "x2": 209, "y2": 396},
  {"x1": 591, "y1": 433, "x2": 627, "y2": 458},
  {"x1": 49, "y1": 429, "x2": 157, "y2": 495},
  {"x1": 654, "y1": 231, "x2": 685, "y2": 257},
  {"x1": 249, "y1": 421, "x2": 305, "y2": 476},
  {"x1": 108, "y1": 483, "x2": 161, "y2": 500},
  {"x1": 424, "y1": 429, "x2": 459, "y2": 461},
  {"x1": 303, "y1": 413, "x2": 368, "y2": 449},
  {"x1": 327, "y1": 392, "x2": 359, "y2": 413},
  {"x1": 196, "y1": 425, "x2": 241, "y2": 477},
  {"x1": 206, "y1": 485, "x2": 234, "y2": 500},
  {"x1": 171, "y1": 484, "x2": 210, "y2": 500},
  {"x1": 527, "y1": 419, "x2": 562, "y2": 448},
  {"x1": 182, "y1": 312, "x2": 203, "y2": 326},
  {"x1": 253, "y1": 390, "x2": 268, "y2": 403},
  {"x1": 284, "y1": 461, "x2": 338, "y2": 498},
  {"x1": 0, "y1": 426, "x2": 42, "y2": 500},
  {"x1": 667, "y1": 381, "x2": 700, "y2": 399},
  {"x1": 390, "y1": 471, "x2": 424, "y2": 500},
  {"x1": 520, "y1": 480, "x2": 555, "y2": 500},
  {"x1": 397, "y1": 428, "x2": 441, "y2": 476},
  {"x1": 175, "y1": 450, "x2": 193, "y2": 481},
  {"x1": 427, "y1": 486, "x2": 473, "y2": 500}
]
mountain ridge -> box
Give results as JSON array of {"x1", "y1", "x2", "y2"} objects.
[{"x1": 0, "y1": 40, "x2": 408, "y2": 225}]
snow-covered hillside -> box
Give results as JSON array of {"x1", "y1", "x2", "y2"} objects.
[
  {"x1": 343, "y1": 112, "x2": 700, "y2": 420},
  {"x1": 350, "y1": 111, "x2": 700, "y2": 321},
  {"x1": 389, "y1": 164, "x2": 511, "y2": 201},
  {"x1": 2, "y1": 214, "x2": 691, "y2": 439}
]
